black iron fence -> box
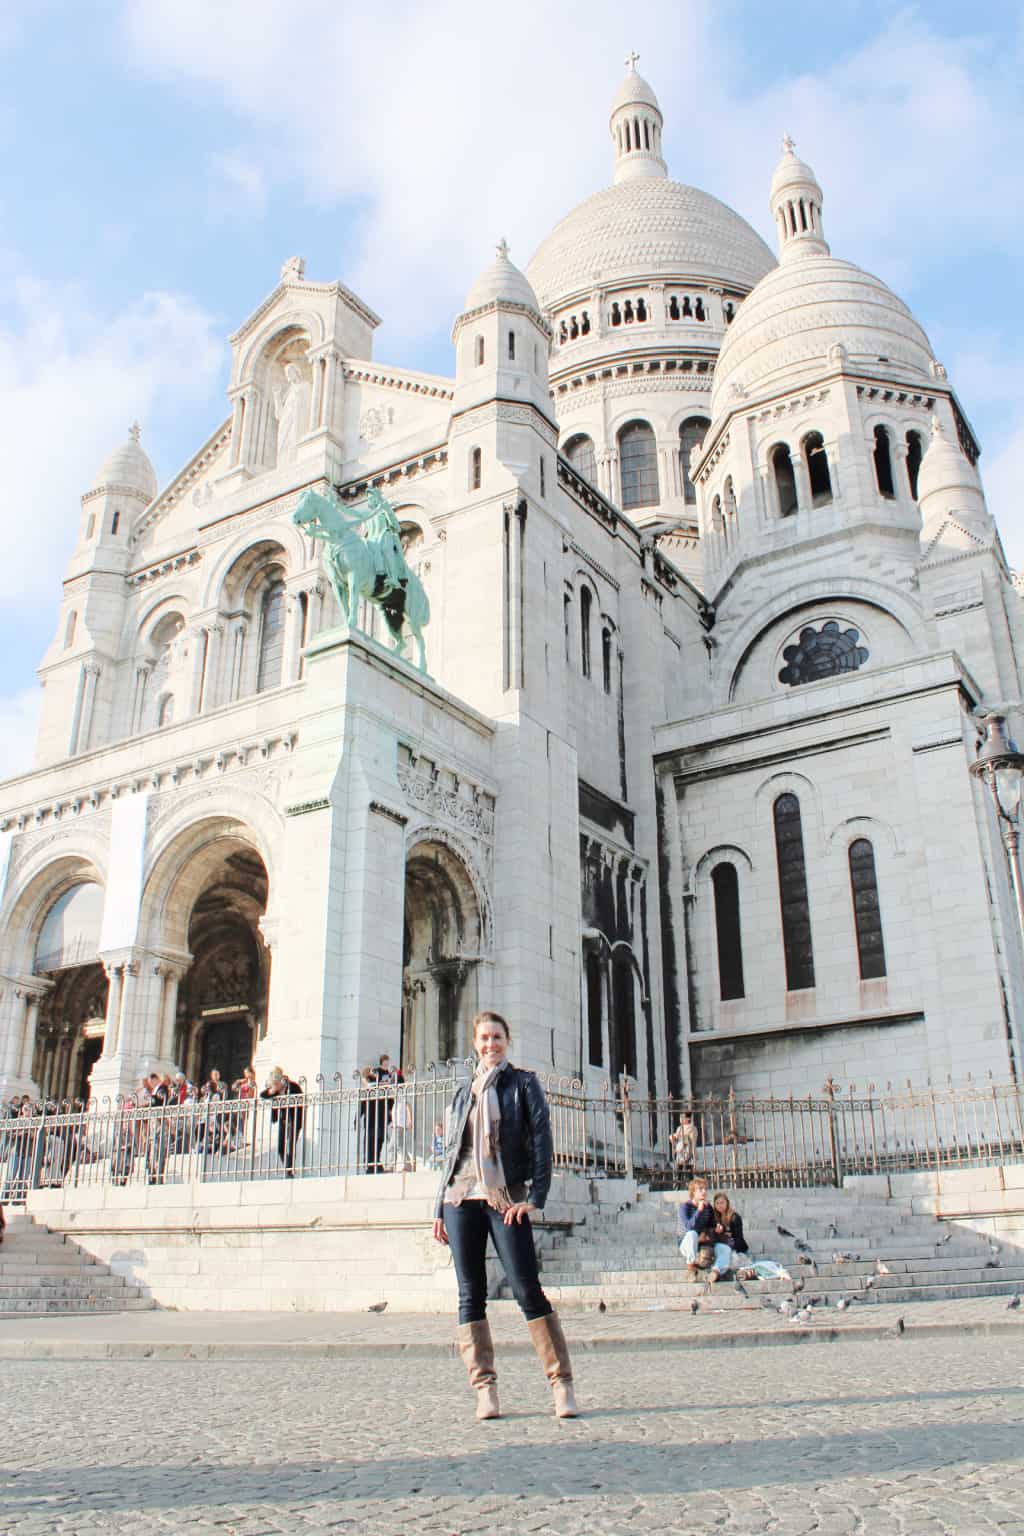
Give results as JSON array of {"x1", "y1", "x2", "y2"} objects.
[{"x1": 2, "y1": 1072, "x2": 1023, "y2": 1206}]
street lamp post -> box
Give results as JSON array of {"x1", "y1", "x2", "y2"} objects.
[{"x1": 969, "y1": 713, "x2": 1024, "y2": 946}]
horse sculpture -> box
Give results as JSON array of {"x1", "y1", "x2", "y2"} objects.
[{"x1": 293, "y1": 485, "x2": 430, "y2": 673}]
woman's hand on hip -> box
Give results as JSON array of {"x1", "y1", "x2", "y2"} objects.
[
  {"x1": 503, "y1": 1202, "x2": 534, "y2": 1226},
  {"x1": 432, "y1": 1217, "x2": 448, "y2": 1245}
]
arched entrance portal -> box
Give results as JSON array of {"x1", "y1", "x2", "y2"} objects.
[
  {"x1": 401, "y1": 840, "x2": 484, "y2": 1073},
  {"x1": 30, "y1": 880, "x2": 109, "y2": 1103},
  {"x1": 178, "y1": 844, "x2": 270, "y2": 1087}
]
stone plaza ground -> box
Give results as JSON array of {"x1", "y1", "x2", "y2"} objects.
[{"x1": 3, "y1": 1326, "x2": 1024, "y2": 1535}]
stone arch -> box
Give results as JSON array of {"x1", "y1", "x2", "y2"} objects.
[
  {"x1": 400, "y1": 830, "x2": 492, "y2": 1073},
  {"x1": 202, "y1": 528, "x2": 304, "y2": 613},
  {"x1": 826, "y1": 813, "x2": 904, "y2": 858},
  {"x1": 720, "y1": 583, "x2": 927, "y2": 707},
  {"x1": 0, "y1": 835, "x2": 109, "y2": 976},
  {"x1": 685, "y1": 842, "x2": 754, "y2": 899},
  {"x1": 236, "y1": 311, "x2": 325, "y2": 386}
]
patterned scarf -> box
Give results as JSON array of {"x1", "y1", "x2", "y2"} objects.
[{"x1": 471, "y1": 1060, "x2": 511, "y2": 1211}]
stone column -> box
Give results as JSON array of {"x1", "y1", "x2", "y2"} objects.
[
  {"x1": 131, "y1": 660, "x2": 154, "y2": 734},
  {"x1": 282, "y1": 589, "x2": 305, "y2": 684},
  {"x1": 228, "y1": 390, "x2": 245, "y2": 467},
  {"x1": 597, "y1": 449, "x2": 617, "y2": 502},
  {"x1": 153, "y1": 959, "x2": 189, "y2": 1066},
  {"x1": 228, "y1": 617, "x2": 249, "y2": 702},
  {"x1": 78, "y1": 662, "x2": 102, "y2": 753}
]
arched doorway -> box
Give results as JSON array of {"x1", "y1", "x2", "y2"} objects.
[
  {"x1": 401, "y1": 840, "x2": 484, "y2": 1073},
  {"x1": 30, "y1": 880, "x2": 109, "y2": 1103},
  {"x1": 179, "y1": 844, "x2": 270, "y2": 1087}
]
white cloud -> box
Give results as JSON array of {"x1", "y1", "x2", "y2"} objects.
[
  {"x1": 0, "y1": 685, "x2": 42, "y2": 782},
  {"x1": 0, "y1": 259, "x2": 224, "y2": 605},
  {"x1": 209, "y1": 150, "x2": 267, "y2": 218}
]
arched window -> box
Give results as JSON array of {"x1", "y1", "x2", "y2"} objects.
[
  {"x1": 256, "y1": 578, "x2": 286, "y2": 693},
  {"x1": 470, "y1": 446, "x2": 482, "y2": 491},
  {"x1": 297, "y1": 590, "x2": 309, "y2": 679},
  {"x1": 618, "y1": 420, "x2": 659, "y2": 510},
  {"x1": 474, "y1": 335, "x2": 485, "y2": 366},
  {"x1": 624, "y1": 300, "x2": 634, "y2": 323},
  {"x1": 564, "y1": 433, "x2": 597, "y2": 485},
  {"x1": 602, "y1": 626, "x2": 613, "y2": 694},
  {"x1": 563, "y1": 593, "x2": 572, "y2": 662},
  {"x1": 611, "y1": 302, "x2": 622, "y2": 326},
  {"x1": 610, "y1": 952, "x2": 637, "y2": 1080},
  {"x1": 711, "y1": 863, "x2": 745, "y2": 1001},
  {"x1": 580, "y1": 311, "x2": 590, "y2": 335},
  {"x1": 723, "y1": 476, "x2": 737, "y2": 536},
  {"x1": 803, "y1": 432, "x2": 833, "y2": 505},
  {"x1": 694, "y1": 297, "x2": 705, "y2": 321},
  {"x1": 873, "y1": 426, "x2": 895, "y2": 498},
  {"x1": 110, "y1": 510, "x2": 120, "y2": 535},
  {"x1": 636, "y1": 297, "x2": 647, "y2": 321},
  {"x1": 849, "y1": 838, "x2": 887, "y2": 979},
  {"x1": 712, "y1": 495, "x2": 724, "y2": 548},
  {"x1": 507, "y1": 329, "x2": 516, "y2": 361},
  {"x1": 63, "y1": 611, "x2": 77, "y2": 649},
  {"x1": 586, "y1": 948, "x2": 604, "y2": 1068},
  {"x1": 668, "y1": 295, "x2": 680, "y2": 320},
  {"x1": 906, "y1": 430, "x2": 924, "y2": 499},
  {"x1": 773, "y1": 793, "x2": 815, "y2": 991},
  {"x1": 771, "y1": 444, "x2": 798, "y2": 517},
  {"x1": 678, "y1": 416, "x2": 710, "y2": 504},
  {"x1": 157, "y1": 693, "x2": 175, "y2": 728},
  {"x1": 580, "y1": 585, "x2": 592, "y2": 677}
]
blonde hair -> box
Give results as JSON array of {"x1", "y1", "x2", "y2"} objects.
[{"x1": 687, "y1": 1177, "x2": 707, "y2": 1199}]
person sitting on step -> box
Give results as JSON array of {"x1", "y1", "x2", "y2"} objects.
[{"x1": 677, "y1": 1177, "x2": 733, "y2": 1283}]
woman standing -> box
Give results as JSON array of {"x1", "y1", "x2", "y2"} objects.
[{"x1": 433, "y1": 1011, "x2": 578, "y2": 1421}]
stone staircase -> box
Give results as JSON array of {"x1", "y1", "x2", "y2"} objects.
[
  {"x1": 0, "y1": 1213, "x2": 158, "y2": 1316},
  {"x1": 509, "y1": 1186, "x2": 1024, "y2": 1313}
]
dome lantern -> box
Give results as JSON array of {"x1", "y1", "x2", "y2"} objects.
[
  {"x1": 609, "y1": 52, "x2": 667, "y2": 186},
  {"x1": 90, "y1": 421, "x2": 158, "y2": 502},
  {"x1": 770, "y1": 135, "x2": 829, "y2": 264}
]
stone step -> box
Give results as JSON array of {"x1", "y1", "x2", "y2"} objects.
[
  {"x1": 531, "y1": 1276, "x2": 1024, "y2": 1311},
  {"x1": 0, "y1": 1296, "x2": 157, "y2": 1315},
  {"x1": 539, "y1": 1263, "x2": 1024, "y2": 1292},
  {"x1": 0, "y1": 1278, "x2": 145, "y2": 1298}
]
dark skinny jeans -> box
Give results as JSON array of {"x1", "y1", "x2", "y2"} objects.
[{"x1": 442, "y1": 1199, "x2": 553, "y2": 1325}]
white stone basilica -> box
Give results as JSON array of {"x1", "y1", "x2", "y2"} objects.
[{"x1": 2, "y1": 61, "x2": 1022, "y2": 1108}]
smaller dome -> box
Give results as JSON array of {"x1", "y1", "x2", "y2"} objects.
[
  {"x1": 610, "y1": 62, "x2": 661, "y2": 116},
  {"x1": 92, "y1": 422, "x2": 158, "y2": 501},
  {"x1": 463, "y1": 240, "x2": 541, "y2": 315},
  {"x1": 770, "y1": 136, "x2": 821, "y2": 202},
  {"x1": 916, "y1": 415, "x2": 982, "y2": 507}
]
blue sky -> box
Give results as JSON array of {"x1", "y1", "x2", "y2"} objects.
[{"x1": 1, "y1": 0, "x2": 1021, "y2": 777}]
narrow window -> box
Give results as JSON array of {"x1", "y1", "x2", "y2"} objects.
[
  {"x1": 559, "y1": 320, "x2": 568, "y2": 344},
  {"x1": 873, "y1": 426, "x2": 895, "y2": 498},
  {"x1": 624, "y1": 300, "x2": 634, "y2": 323},
  {"x1": 681, "y1": 414, "x2": 712, "y2": 503},
  {"x1": 643, "y1": 118, "x2": 650, "y2": 149},
  {"x1": 64, "y1": 611, "x2": 77, "y2": 649},
  {"x1": 694, "y1": 297, "x2": 705, "y2": 321},
  {"x1": 507, "y1": 329, "x2": 516, "y2": 361},
  {"x1": 669, "y1": 295, "x2": 680, "y2": 320},
  {"x1": 602, "y1": 626, "x2": 612, "y2": 694},
  {"x1": 563, "y1": 593, "x2": 572, "y2": 662},
  {"x1": 771, "y1": 444, "x2": 798, "y2": 517},
  {"x1": 581, "y1": 311, "x2": 590, "y2": 335},
  {"x1": 474, "y1": 335, "x2": 485, "y2": 366},
  {"x1": 682, "y1": 296, "x2": 692, "y2": 317},
  {"x1": 799, "y1": 200, "x2": 808, "y2": 231},
  {"x1": 611, "y1": 303, "x2": 622, "y2": 327},
  {"x1": 636, "y1": 297, "x2": 647, "y2": 321},
  {"x1": 849, "y1": 838, "x2": 887, "y2": 979},
  {"x1": 804, "y1": 432, "x2": 832, "y2": 505},
  {"x1": 711, "y1": 863, "x2": 745, "y2": 1000},
  {"x1": 774, "y1": 794, "x2": 815, "y2": 991},
  {"x1": 110, "y1": 510, "x2": 120, "y2": 535},
  {"x1": 580, "y1": 586, "x2": 592, "y2": 677},
  {"x1": 470, "y1": 446, "x2": 482, "y2": 491},
  {"x1": 157, "y1": 693, "x2": 174, "y2": 728},
  {"x1": 539, "y1": 456, "x2": 546, "y2": 498},
  {"x1": 906, "y1": 430, "x2": 924, "y2": 499},
  {"x1": 297, "y1": 590, "x2": 309, "y2": 679},
  {"x1": 256, "y1": 577, "x2": 286, "y2": 693},
  {"x1": 618, "y1": 420, "x2": 660, "y2": 510},
  {"x1": 723, "y1": 301, "x2": 735, "y2": 324},
  {"x1": 586, "y1": 949, "x2": 604, "y2": 1067},
  {"x1": 564, "y1": 433, "x2": 597, "y2": 485},
  {"x1": 712, "y1": 495, "x2": 724, "y2": 548},
  {"x1": 85, "y1": 514, "x2": 95, "y2": 540},
  {"x1": 569, "y1": 315, "x2": 579, "y2": 339},
  {"x1": 624, "y1": 121, "x2": 631, "y2": 151},
  {"x1": 610, "y1": 954, "x2": 637, "y2": 1080}
]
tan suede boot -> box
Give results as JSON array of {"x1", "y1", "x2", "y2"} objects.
[
  {"x1": 527, "y1": 1310, "x2": 579, "y2": 1418},
  {"x1": 457, "y1": 1319, "x2": 501, "y2": 1420}
]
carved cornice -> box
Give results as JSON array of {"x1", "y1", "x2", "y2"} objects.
[
  {"x1": 133, "y1": 420, "x2": 233, "y2": 540},
  {"x1": 337, "y1": 447, "x2": 448, "y2": 502},
  {"x1": 343, "y1": 362, "x2": 453, "y2": 401},
  {"x1": 397, "y1": 762, "x2": 495, "y2": 842},
  {"x1": 127, "y1": 549, "x2": 202, "y2": 589}
]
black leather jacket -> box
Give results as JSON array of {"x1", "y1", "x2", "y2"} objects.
[{"x1": 434, "y1": 1065, "x2": 552, "y2": 1220}]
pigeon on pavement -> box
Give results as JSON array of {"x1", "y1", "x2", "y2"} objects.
[
  {"x1": 367, "y1": 1301, "x2": 388, "y2": 1313},
  {"x1": 1008, "y1": 1294, "x2": 1021, "y2": 1310},
  {"x1": 893, "y1": 1317, "x2": 905, "y2": 1337}
]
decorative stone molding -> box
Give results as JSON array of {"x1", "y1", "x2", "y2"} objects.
[
  {"x1": 343, "y1": 363, "x2": 453, "y2": 401},
  {"x1": 337, "y1": 447, "x2": 448, "y2": 503},
  {"x1": 128, "y1": 549, "x2": 202, "y2": 589},
  {"x1": 284, "y1": 797, "x2": 330, "y2": 818},
  {"x1": 369, "y1": 800, "x2": 409, "y2": 827},
  {"x1": 396, "y1": 761, "x2": 495, "y2": 843}
]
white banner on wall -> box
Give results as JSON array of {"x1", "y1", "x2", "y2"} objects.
[{"x1": 98, "y1": 794, "x2": 150, "y2": 953}]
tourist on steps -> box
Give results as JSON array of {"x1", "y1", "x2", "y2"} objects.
[
  {"x1": 677, "y1": 1176, "x2": 733, "y2": 1282},
  {"x1": 433, "y1": 1010, "x2": 578, "y2": 1421}
]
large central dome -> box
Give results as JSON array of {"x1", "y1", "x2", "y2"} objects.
[{"x1": 527, "y1": 177, "x2": 775, "y2": 312}]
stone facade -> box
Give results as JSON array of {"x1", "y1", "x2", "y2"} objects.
[{"x1": 1, "y1": 62, "x2": 1022, "y2": 1107}]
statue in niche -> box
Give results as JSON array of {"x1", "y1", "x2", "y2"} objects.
[
  {"x1": 293, "y1": 484, "x2": 431, "y2": 673},
  {"x1": 273, "y1": 362, "x2": 307, "y2": 465}
]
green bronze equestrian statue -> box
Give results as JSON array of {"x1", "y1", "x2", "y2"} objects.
[{"x1": 293, "y1": 484, "x2": 430, "y2": 674}]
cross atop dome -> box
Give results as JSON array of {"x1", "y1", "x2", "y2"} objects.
[
  {"x1": 782, "y1": 132, "x2": 796, "y2": 155},
  {"x1": 495, "y1": 237, "x2": 510, "y2": 261},
  {"x1": 625, "y1": 49, "x2": 640, "y2": 71},
  {"x1": 129, "y1": 421, "x2": 141, "y2": 445}
]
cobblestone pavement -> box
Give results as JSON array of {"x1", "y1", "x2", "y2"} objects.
[{"x1": 4, "y1": 1333, "x2": 1024, "y2": 1535}]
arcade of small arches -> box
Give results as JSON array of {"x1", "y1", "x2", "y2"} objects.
[
  {"x1": 561, "y1": 414, "x2": 711, "y2": 511},
  {"x1": 5, "y1": 816, "x2": 492, "y2": 1099},
  {"x1": 563, "y1": 579, "x2": 618, "y2": 696}
]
